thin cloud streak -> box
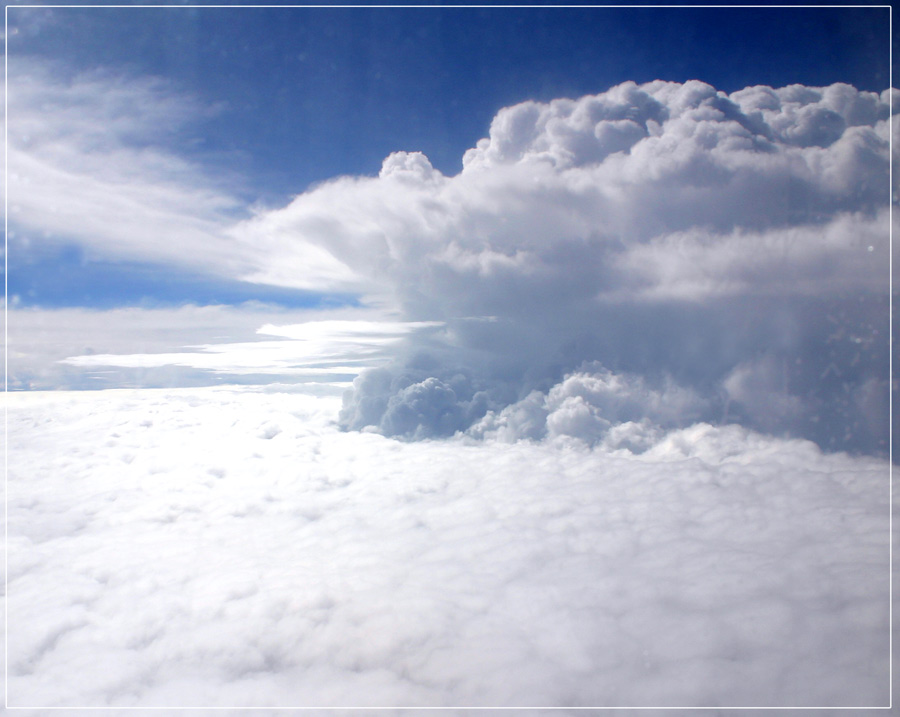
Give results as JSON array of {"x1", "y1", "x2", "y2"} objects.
[
  {"x1": 7, "y1": 304, "x2": 398, "y2": 390},
  {"x1": 7, "y1": 59, "x2": 257, "y2": 281},
  {"x1": 60, "y1": 318, "x2": 444, "y2": 380}
]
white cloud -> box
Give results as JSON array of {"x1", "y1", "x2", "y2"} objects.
[
  {"x1": 224, "y1": 80, "x2": 890, "y2": 453},
  {"x1": 257, "y1": 79, "x2": 889, "y2": 304},
  {"x1": 7, "y1": 59, "x2": 360, "y2": 293},
  {"x1": 468, "y1": 364, "x2": 709, "y2": 447},
  {"x1": 722, "y1": 355, "x2": 804, "y2": 432},
  {"x1": 6, "y1": 386, "x2": 890, "y2": 707},
  {"x1": 9, "y1": 68, "x2": 891, "y2": 307},
  {"x1": 614, "y1": 209, "x2": 889, "y2": 301}
]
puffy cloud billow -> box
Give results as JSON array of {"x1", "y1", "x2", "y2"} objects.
[
  {"x1": 205, "y1": 81, "x2": 892, "y2": 451},
  {"x1": 468, "y1": 363, "x2": 709, "y2": 449}
]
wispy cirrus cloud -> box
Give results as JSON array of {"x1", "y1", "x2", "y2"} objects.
[
  {"x1": 8, "y1": 60, "x2": 245, "y2": 271},
  {"x1": 6, "y1": 59, "x2": 361, "y2": 292}
]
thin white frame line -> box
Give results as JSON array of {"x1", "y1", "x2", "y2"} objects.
[
  {"x1": 889, "y1": 2, "x2": 894, "y2": 712},
  {"x1": 4, "y1": 2, "x2": 8, "y2": 712},
  {"x1": 2, "y1": 4, "x2": 896, "y2": 8},
  {"x1": 2, "y1": 2, "x2": 892, "y2": 712},
  {"x1": 3, "y1": 707, "x2": 896, "y2": 712}
]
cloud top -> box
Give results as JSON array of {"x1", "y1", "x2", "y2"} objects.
[{"x1": 242, "y1": 78, "x2": 890, "y2": 309}]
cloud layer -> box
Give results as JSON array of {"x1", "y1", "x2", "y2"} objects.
[
  {"x1": 7, "y1": 386, "x2": 890, "y2": 708},
  {"x1": 7, "y1": 303, "x2": 402, "y2": 390},
  {"x1": 60, "y1": 317, "x2": 443, "y2": 382}
]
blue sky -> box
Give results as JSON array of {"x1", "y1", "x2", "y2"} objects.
[
  {"x1": 12, "y1": 6, "x2": 892, "y2": 188},
  {"x1": 6, "y1": 3, "x2": 891, "y2": 310}
]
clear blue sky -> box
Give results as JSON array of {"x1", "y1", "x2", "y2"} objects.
[{"x1": 6, "y1": 4, "x2": 892, "y2": 309}]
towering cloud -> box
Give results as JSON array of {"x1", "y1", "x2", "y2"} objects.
[{"x1": 237, "y1": 80, "x2": 892, "y2": 453}]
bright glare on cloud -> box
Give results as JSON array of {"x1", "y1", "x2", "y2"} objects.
[
  {"x1": 7, "y1": 387, "x2": 890, "y2": 708},
  {"x1": 7, "y1": 303, "x2": 395, "y2": 390},
  {"x1": 60, "y1": 318, "x2": 444, "y2": 379}
]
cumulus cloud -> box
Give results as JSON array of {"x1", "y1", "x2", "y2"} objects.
[
  {"x1": 469, "y1": 363, "x2": 708, "y2": 448},
  {"x1": 6, "y1": 386, "x2": 890, "y2": 707},
  {"x1": 239, "y1": 79, "x2": 890, "y2": 452}
]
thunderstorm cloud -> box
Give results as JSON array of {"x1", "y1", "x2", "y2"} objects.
[{"x1": 226, "y1": 80, "x2": 892, "y2": 453}]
